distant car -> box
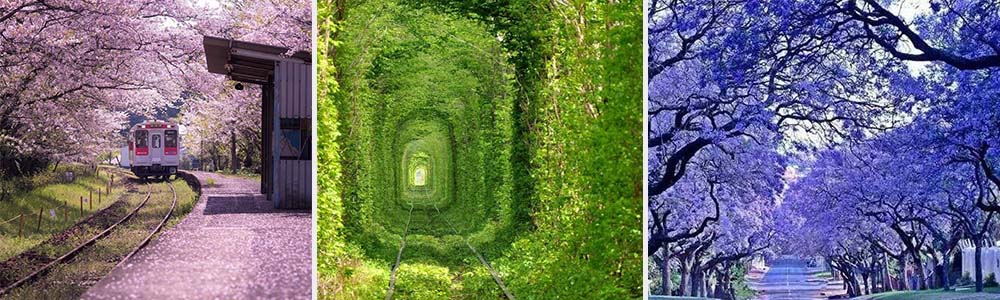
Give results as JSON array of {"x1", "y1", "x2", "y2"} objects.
[{"x1": 127, "y1": 121, "x2": 180, "y2": 180}]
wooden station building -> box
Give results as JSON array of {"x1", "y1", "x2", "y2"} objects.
[{"x1": 202, "y1": 36, "x2": 312, "y2": 209}]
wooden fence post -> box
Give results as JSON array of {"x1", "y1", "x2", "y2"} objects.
[
  {"x1": 79, "y1": 196, "x2": 84, "y2": 216},
  {"x1": 63, "y1": 200, "x2": 67, "y2": 222},
  {"x1": 89, "y1": 190, "x2": 93, "y2": 209},
  {"x1": 108, "y1": 175, "x2": 114, "y2": 194},
  {"x1": 17, "y1": 214, "x2": 24, "y2": 238},
  {"x1": 36, "y1": 208, "x2": 43, "y2": 231},
  {"x1": 98, "y1": 189, "x2": 102, "y2": 204}
]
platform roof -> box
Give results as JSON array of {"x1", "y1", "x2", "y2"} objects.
[{"x1": 203, "y1": 36, "x2": 311, "y2": 85}]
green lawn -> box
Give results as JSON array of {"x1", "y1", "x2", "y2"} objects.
[
  {"x1": 0, "y1": 165, "x2": 126, "y2": 261},
  {"x1": 856, "y1": 287, "x2": 1000, "y2": 300}
]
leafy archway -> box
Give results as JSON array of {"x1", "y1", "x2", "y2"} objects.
[{"x1": 318, "y1": 0, "x2": 641, "y2": 298}]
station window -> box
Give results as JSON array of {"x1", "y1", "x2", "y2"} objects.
[
  {"x1": 165, "y1": 130, "x2": 177, "y2": 148},
  {"x1": 135, "y1": 130, "x2": 148, "y2": 147},
  {"x1": 279, "y1": 118, "x2": 311, "y2": 160}
]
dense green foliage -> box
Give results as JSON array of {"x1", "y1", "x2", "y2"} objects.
[
  {"x1": 316, "y1": 0, "x2": 346, "y2": 291},
  {"x1": 317, "y1": 0, "x2": 641, "y2": 299}
]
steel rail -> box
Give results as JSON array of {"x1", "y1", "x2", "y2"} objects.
[{"x1": 0, "y1": 179, "x2": 155, "y2": 296}]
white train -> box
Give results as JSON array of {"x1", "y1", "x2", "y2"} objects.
[{"x1": 125, "y1": 121, "x2": 181, "y2": 179}]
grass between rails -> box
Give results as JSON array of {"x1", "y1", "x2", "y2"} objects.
[
  {"x1": 0, "y1": 176, "x2": 198, "y2": 299},
  {"x1": 0, "y1": 165, "x2": 127, "y2": 261},
  {"x1": 319, "y1": 256, "x2": 505, "y2": 299}
]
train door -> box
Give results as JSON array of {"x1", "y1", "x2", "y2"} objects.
[{"x1": 150, "y1": 131, "x2": 164, "y2": 163}]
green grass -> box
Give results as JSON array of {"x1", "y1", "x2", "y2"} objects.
[
  {"x1": 212, "y1": 169, "x2": 261, "y2": 181},
  {"x1": 857, "y1": 287, "x2": 1000, "y2": 300},
  {"x1": 3, "y1": 176, "x2": 199, "y2": 299},
  {"x1": 0, "y1": 165, "x2": 127, "y2": 261}
]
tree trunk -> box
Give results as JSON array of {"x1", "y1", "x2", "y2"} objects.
[
  {"x1": 976, "y1": 240, "x2": 984, "y2": 292},
  {"x1": 660, "y1": 247, "x2": 672, "y2": 295},
  {"x1": 876, "y1": 263, "x2": 884, "y2": 293},
  {"x1": 862, "y1": 272, "x2": 870, "y2": 295},
  {"x1": 679, "y1": 257, "x2": 691, "y2": 296},
  {"x1": 230, "y1": 130, "x2": 238, "y2": 172},
  {"x1": 690, "y1": 265, "x2": 702, "y2": 296},
  {"x1": 700, "y1": 273, "x2": 709, "y2": 297},
  {"x1": 898, "y1": 256, "x2": 909, "y2": 290},
  {"x1": 844, "y1": 271, "x2": 860, "y2": 297},
  {"x1": 942, "y1": 250, "x2": 952, "y2": 291},
  {"x1": 911, "y1": 249, "x2": 928, "y2": 290}
]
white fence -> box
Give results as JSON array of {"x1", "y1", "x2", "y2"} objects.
[{"x1": 960, "y1": 240, "x2": 1000, "y2": 280}]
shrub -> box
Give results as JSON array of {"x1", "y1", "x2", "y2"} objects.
[
  {"x1": 986, "y1": 273, "x2": 998, "y2": 287},
  {"x1": 957, "y1": 272, "x2": 972, "y2": 286}
]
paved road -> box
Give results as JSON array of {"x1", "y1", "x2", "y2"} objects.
[
  {"x1": 750, "y1": 258, "x2": 843, "y2": 300},
  {"x1": 83, "y1": 171, "x2": 311, "y2": 299}
]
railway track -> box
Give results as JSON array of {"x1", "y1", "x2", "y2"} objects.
[
  {"x1": 432, "y1": 205, "x2": 515, "y2": 300},
  {"x1": 385, "y1": 203, "x2": 514, "y2": 300},
  {"x1": 0, "y1": 177, "x2": 178, "y2": 296},
  {"x1": 385, "y1": 203, "x2": 415, "y2": 300}
]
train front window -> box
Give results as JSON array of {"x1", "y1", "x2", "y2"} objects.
[
  {"x1": 165, "y1": 130, "x2": 177, "y2": 148},
  {"x1": 151, "y1": 134, "x2": 161, "y2": 149},
  {"x1": 135, "y1": 130, "x2": 148, "y2": 147}
]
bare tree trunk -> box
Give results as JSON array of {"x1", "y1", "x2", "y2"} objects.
[
  {"x1": 660, "y1": 246, "x2": 672, "y2": 295},
  {"x1": 230, "y1": 130, "x2": 238, "y2": 172},
  {"x1": 941, "y1": 252, "x2": 952, "y2": 290},
  {"x1": 882, "y1": 253, "x2": 895, "y2": 292},
  {"x1": 679, "y1": 256, "x2": 691, "y2": 296},
  {"x1": 690, "y1": 265, "x2": 702, "y2": 296},
  {"x1": 0, "y1": 183, "x2": 9, "y2": 202},
  {"x1": 862, "y1": 272, "x2": 870, "y2": 295},
  {"x1": 912, "y1": 250, "x2": 928, "y2": 290},
  {"x1": 844, "y1": 271, "x2": 860, "y2": 297},
  {"x1": 976, "y1": 240, "x2": 984, "y2": 292},
  {"x1": 898, "y1": 257, "x2": 910, "y2": 290}
]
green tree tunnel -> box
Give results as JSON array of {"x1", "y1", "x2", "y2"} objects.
[{"x1": 317, "y1": 0, "x2": 641, "y2": 299}]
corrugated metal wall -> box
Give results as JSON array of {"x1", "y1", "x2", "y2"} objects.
[{"x1": 272, "y1": 61, "x2": 312, "y2": 209}]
